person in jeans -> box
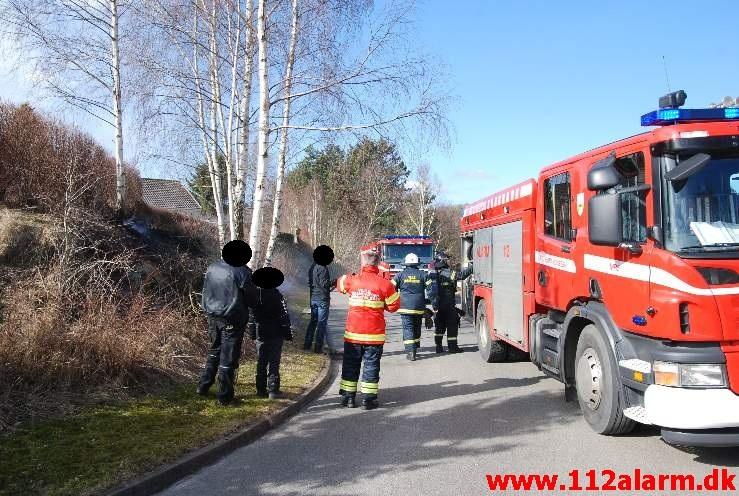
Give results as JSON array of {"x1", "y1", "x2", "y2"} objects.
[
  {"x1": 303, "y1": 245, "x2": 335, "y2": 353},
  {"x1": 198, "y1": 240, "x2": 252, "y2": 405},
  {"x1": 248, "y1": 267, "x2": 293, "y2": 399}
]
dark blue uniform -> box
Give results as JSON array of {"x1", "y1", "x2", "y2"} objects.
[
  {"x1": 392, "y1": 266, "x2": 428, "y2": 354},
  {"x1": 427, "y1": 265, "x2": 473, "y2": 352}
]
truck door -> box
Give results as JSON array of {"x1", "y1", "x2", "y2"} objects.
[
  {"x1": 536, "y1": 170, "x2": 577, "y2": 310},
  {"x1": 583, "y1": 150, "x2": 653, "y2": 332},
  {"x1": 460, "y1": 235, "x2": 474, "y2": 319}
]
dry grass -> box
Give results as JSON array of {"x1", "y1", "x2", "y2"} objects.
[{"x1": 0, "y1": 204, "x2": 212, "y2": 430}]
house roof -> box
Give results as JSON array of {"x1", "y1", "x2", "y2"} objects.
[{"x1": 140, "y1": 178, "x2": 201, "y2": 211}]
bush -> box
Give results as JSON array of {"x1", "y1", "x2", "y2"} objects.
[
  {"x1": 0, "y1": 102, "x2": 140, "y2": 214},
  {"x1": 0, "y1": 103, "x2": 222, "y2": 430}
]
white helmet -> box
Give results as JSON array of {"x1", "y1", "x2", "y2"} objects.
[{"x1": 404, "y1": 253, "x2": 419, "y2": 266}]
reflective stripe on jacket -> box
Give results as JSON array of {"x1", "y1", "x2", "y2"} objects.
[
  {"x1": 336, "y1": 265, "x2": 400, "y2": 344},
  {"x1": 391, "y1": 266, "x2": 427, "y2": 314}
]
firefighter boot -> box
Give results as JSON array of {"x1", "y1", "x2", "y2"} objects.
[
  {"x1": 340, "y1": 393, "x2": 357, "y2": 408},
  {"x1": 362, "y1": 397, "x2": 379, "y2": 410},
  {"x1": 448, "y1": 345, "x2": 463, "y2": 354},
  {"x1": 406, "y1": 349, "x2": 416, "y2": 361},
  {"x1": 436, "y1": 344, "x2": 444, "y2": 353}
]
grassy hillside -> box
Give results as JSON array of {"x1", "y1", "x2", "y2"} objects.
[{"x1": 0, "y1": 102, "x2": 328, "y2": 495}]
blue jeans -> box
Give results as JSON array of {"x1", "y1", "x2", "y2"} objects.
[
  {"x1": 304, "y1": 299, "x2": 329, "y2": 350},
  {"x1": 340, "y1": 342, "x2": 383, "y2": 400}
]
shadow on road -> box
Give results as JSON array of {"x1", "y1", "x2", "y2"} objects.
[{"x1": 196, "y1": 379, "x2": 581, "y2": 496}]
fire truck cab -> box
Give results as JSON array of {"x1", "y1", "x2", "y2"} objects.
[
  {"x1": 362, "y1": 235, "x2": 435, "y2": 279},
  {"x1": 461, "y1": 92, "x2": 739, "y2": 447}
]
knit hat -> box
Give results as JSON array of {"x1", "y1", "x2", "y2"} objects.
[{"x1": 360, "y1": 248, "x2": 380, "y2": 267}]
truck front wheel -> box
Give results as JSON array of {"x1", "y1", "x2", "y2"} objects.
[
  {"x1": 574, "y1": 324, "x2": 635, "y2": 435},
  {"x1": 476, "y1": 300, "x2": 507, "y2": 363}
]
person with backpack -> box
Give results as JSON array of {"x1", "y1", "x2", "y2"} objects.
[
  {"x1": 247, "y1": 267, "x2": 293, "y2": 399},
  {"x1": 198, "y1": 240, "x2": 253, "y2": 405}
]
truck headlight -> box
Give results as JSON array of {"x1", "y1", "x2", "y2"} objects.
[{"x1": 653, "y1": 361, "x2": 726, "y2": 388}]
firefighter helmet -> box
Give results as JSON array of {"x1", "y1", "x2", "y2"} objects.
[
  {"x1": 434, "y1": 251, "x2": 450, "y2": 269},
  {"x1": 404, "y1": 253, "x2": 419, "y2": 266}
]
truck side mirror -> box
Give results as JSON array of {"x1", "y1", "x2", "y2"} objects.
[
  {"x1": 587, "y1": 152, "x2": 623, "y2": 191},
  {"x1": 588, "y1": 193, "x2": 623, "y2": 246}
]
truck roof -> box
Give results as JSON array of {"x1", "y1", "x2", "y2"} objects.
[
  {"x1": 460, "y1": 120, "x2": 739, "y2": 233},
  {"x1": 540, "y1": 120, "x2": 739, "y2": 174}
]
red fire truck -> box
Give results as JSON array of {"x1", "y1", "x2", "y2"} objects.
[
  {"x1": 361, "y1": 235, "x2": 435, "y2": 279},
  {"x1": 460, "y1": 91, "x2": 739, "y2": 447}
]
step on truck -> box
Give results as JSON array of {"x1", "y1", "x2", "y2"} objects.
[
  {"x1": 459, "y1": 91, "x2": 739, "y2": 447},
  {"x1": 361, "y1": 235, "x2": 435, "y2": 279}
]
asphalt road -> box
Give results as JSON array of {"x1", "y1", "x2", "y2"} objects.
[{"x1": 158, "y1": 294, "x2": 739, "y2": 496}]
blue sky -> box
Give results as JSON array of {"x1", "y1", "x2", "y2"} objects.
[
  {"x1": 416, "y1": 0, "x2": 739, "y2": 204},
  {"x1": 2, "y1": 1, "x2": 737, "y2": 206}
]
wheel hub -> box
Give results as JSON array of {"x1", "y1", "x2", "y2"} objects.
[
  {"x1": 576, "y1": 347, "x2": 603, "y2": 410},
  {"x1": 479, "y1": 316, "x2": 488, "y2": 347}
]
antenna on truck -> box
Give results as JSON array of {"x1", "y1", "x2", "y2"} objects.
[{"x1": 662, "y1": 55, "x2": 672, "y2": 93}]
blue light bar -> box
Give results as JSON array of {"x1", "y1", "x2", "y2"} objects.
[
  {"x1": 384, "y1": 235, "x2": 431, "y2": 240},
  {"x1": 641, "y1": 107, "x2": 739, "y2": 126}
]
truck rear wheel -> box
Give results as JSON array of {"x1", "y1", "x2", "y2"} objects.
[
  {"x1": 574, "y1": 324, "x2": 635, "y2": 435},
  {"x1": 476, "y1": 300, "x2": 507, "y2": 363}
]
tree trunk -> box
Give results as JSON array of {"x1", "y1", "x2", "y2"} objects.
[
  {"x1": 263, "y1": 0, "x2": 298, "y2": 266},
  {"x1": 247, "y1": 0, "x2": 269, "y2": 267},
  {"x1": 110, "y1": 0, "x2": 125, "y2": 217},
  {"x1": 206, "y1": 0, "x2": 227, "y2": 243},
  {"x1": 234, "y1": 0, "x2": 254, "y2": 240},
  {"x1": 193, "y1": 3, "x2": 225, "y2": 245}
]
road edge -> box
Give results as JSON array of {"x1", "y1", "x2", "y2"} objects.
[{"x1": 105, "y1": 355, "x2": 333, "y2": 496}]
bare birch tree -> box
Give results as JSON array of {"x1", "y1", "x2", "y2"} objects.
[
  {"x1": 247, "y1": 0, "x2": 269, "y2": 266},
  {"x1": 0, "y1": 0, "x2": 128, "y2": 215},
  {"x1": 130, "y1": 0, "x2": 257, "y2": 245},
  {"x1": 263, "y1": 0, "x2": 298, "y2": 266},
  {"x1": 403, "y1": 163, "x2": 438, "y2": 236}
]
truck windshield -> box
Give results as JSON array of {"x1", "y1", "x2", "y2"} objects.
[
  {"x1": 384, "y1": 244, "x2": 434, "y2": 262},
  {"x1": 663, "y1": 154, "x2": 739, "y2": 254}
]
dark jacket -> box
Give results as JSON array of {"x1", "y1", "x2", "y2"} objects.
[
  {"x1": 391, "y1": 266, "x2": 428, "y2": 314},
  {"x1": 247, "y1": 287, "x2": 292, "y2": 341},
  {"x1": 427, "y1": 265, "x2": 473, "y2": 310},
  {"x1": 201, "y1": 261, "x2": 252, "y2": 326},
  {"x1": 308, "y1": 263, "x2": 333, "y2": 302}
]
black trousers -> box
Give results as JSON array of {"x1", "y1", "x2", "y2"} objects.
[
  {"x1": 434, "y1": 307, "x2": 459, "y2": 347},
  {"x1": 340, "y1": 342, "x2": 383, "y2": 400},
  {"x1": 199, "y1": 316, "x2": 245, "y2": 402},
  {"x1": 256, "y1": 337, "x2": 284, "y2": 393}
]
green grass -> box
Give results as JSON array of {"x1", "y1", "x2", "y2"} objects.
[{"x1": 0, "y1": 348, "x2": 325, "y2": 496}]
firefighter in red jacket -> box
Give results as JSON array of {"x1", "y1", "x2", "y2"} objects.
[{"x1": 336, "y1": 249, "x2": 400, "y2": 410}]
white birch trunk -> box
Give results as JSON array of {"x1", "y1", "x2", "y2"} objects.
[
  {"x1": 263, "y1": 0, "x2": 298, "y2": 266},
  {"x1": 110, "y1": 0, "x2": 125, "y2": 215},
  {"x1": 206, "y1": 0, "x2": 227, "y2": 242},
  {"x1": 247, "y1": 0, "x2": 269, "y2": 267},
  {"x1": 234, "y1": 0, "x2": 254, "y2": 240},
  {"x1": 194, "y1": 4, "x2": 226, "y2": 245}
]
